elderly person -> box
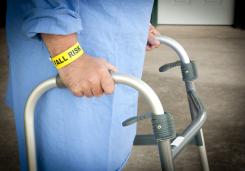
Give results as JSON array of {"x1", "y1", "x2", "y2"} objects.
[{"x1": 6, "y1": 0, "x2": 160, "y2": 170}]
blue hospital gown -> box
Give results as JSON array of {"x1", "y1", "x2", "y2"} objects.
[{"x1": 6, "y1": 0, "x2": 154, "y2": 170}]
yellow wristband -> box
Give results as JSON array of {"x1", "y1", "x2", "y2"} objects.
[{"x1": 50, "y1": 42, "x2": 84, "y2": 69}]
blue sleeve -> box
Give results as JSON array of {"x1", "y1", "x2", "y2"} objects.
[{"x1": 22, "y1": 0, "x2": 82, "y2": 38}]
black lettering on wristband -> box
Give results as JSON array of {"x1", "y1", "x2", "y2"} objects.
[{"x1": 68, "y1": 46, "x2": 81, "y2": 58}]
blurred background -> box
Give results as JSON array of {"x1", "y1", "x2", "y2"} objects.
[{"x1": 0, "y1": 0, "x2": 245, "y2": 170}]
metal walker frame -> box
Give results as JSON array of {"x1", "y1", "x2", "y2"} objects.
[{"x1": 24, "y1": 35, "x2": 209, "y2": 171}]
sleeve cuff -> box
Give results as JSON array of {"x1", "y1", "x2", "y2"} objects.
[{"x1": 22, "y1": 8, "x2": 82, "y2": 38}]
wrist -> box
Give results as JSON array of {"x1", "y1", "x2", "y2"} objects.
[
  {"x1": 41, "y1": 33, "x2": 77, "y2": 57},
  {"x1": 50, "y1": 42, "x2": 84, "y2": 69}
]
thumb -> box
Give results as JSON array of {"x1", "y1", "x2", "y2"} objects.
[{"x1": 105, "y1": 62, "x2": 118, "y2": 73}]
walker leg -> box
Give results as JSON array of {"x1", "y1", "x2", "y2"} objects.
[
  {"x1": 158, "y1": 140, "x2": 175, "y2": 171},
  {"x1": 185, "y1": 83, "x2": 210, "y2": 171},
  {"x1": 197, "y1": 129, "x2": 210, "y2": 171}
]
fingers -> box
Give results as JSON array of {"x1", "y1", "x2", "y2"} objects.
[
  {"x1": 147, "y1": 35, "x2": 160, "y2": 49},
  {"x1": 72, "y1": 82, "x2": 102, "y2": 97},
  {"x1": 101, "y1": 69, "x2": 115, "y2": 94},
  {"x1": 147, "y1": 33, "x2": 160, "y2": 50},
  {"x1": 78, "y1": 61, "x2": 116, "y2": 97},
  {"x1": 149, "y1": 24, "x2": 161, "y2": 35},
  {"x1": 60, "y1": 55, "x2": 117, "y2": 97},
  {"x1": 72, "y1": 88, "x2": 84, "y2": 97},
  {"x1": 88, "y1": 66, "x2": 115, "y2": 96},
  {"x1": 150, "y1": 27, "x2": 161, "y2": 36},
  {"x1": 98, "y1": 59, "x2": 118, "y2": 94},
  {"x1": 146, "y1": 45, "x2": 152, "y2": 51},
  {"x1": 88, "y1": 76, "x2": 103, "y2": 97},
  {"x1": 70, "y1": 84, "x2": 84, "y2": 97},
  {"x1": 83, "y1": 87, "x2": 93, "y2": 97},
  {"x1": 147, "y1": 25, "x2": 161, "y2": 51}
]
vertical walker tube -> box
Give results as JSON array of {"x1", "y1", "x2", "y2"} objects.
[
  {"x1": 24, "y1": 78, "x2": 57, "y2": 171},
  {"x1": 24, "y1": 73, "x2": 174, "y2": 171},
  {"x1": 112, "y1": 74, "x2": 175, "y2": 171}
]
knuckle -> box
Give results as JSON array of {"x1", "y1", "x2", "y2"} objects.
[
  {"x1": 88, "y1": 75, "x2": 100, "y2": 84},
  {"x1": 70, "y1": 84, "x2": 82, "y2": 96},
  {"x1": 72, "y1": 89, "x2": 82, "y2": 96},
  {"x1": 103, "y1": 81, "x2": 114, "y2": 94},
  {"x1": 83, "y1": 86, "x2": 93, "y2": 97},
  {"x1": 92, "y1": 87, "x2": 100, "y2": 95},
  {"x1": 97, "y1": 65, "x2": 106, "y2": 73},
  {"x1": 95, "y1": 89, "x2": 103, "y2": 97}
]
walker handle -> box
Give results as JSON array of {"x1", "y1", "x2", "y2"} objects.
[
  {"x1": 155, "y1": 35, "x2": 190, "y2": 64},
  {"x1": 56, "y1": 75, "x2": 65, "y2": 88},
  {"x1": 55, "y1": 73, "x2": 164, "y2": 114}
]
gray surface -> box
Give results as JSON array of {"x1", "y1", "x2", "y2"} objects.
[
  {"x1": 0, "y1": 28, "x2": 20, "y2": 171},
  {"x1": 0, "y1": 26, "x2": 245, "y2": 171}
]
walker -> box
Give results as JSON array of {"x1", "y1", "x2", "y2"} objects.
[{"x1": 24, "y1": 35, "x2": 210, "y2": 171}]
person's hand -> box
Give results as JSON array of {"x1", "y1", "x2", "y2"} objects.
[
  {"x1": 146, "y1": 24, "x2": 161, "y2": 51},
  {"x1": 41, "y1": 33, "x2": 117, "y2": 97},
  {"x1": 58, "y1": 54, "x2": 117, "y2": 97}
]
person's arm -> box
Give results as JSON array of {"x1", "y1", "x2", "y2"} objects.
[{"x1": 22, "y1": 0, "x2": 116, "y2": 97}]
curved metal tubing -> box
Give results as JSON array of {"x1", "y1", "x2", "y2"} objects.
[
  {"x1": 155, "y1": 36, "x2": 209, "y2": 170},
  {"x1": 155, "y1": 35, "x2": 190, "y2": 64},
  {"x1": 172, "y1": 106, "x2": 207, "y2": 157},
  {"x1": 112, "y1": 73, "x2": 164, "y2": 114},
  {"x1": 24, "y1": 78, "x2": 56, "y2": 171},
  {"x1": 24, "y1": 73, "x2": 171, "y2": 171}
]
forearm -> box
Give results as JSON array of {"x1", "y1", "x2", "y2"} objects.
[{"x1": 41, "y1": 33, "x2": 77, "y2": 57}]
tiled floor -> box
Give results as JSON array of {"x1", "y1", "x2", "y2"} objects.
[{"x1": 1, "y1": 26, "x2": 245, "y2": 171}]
